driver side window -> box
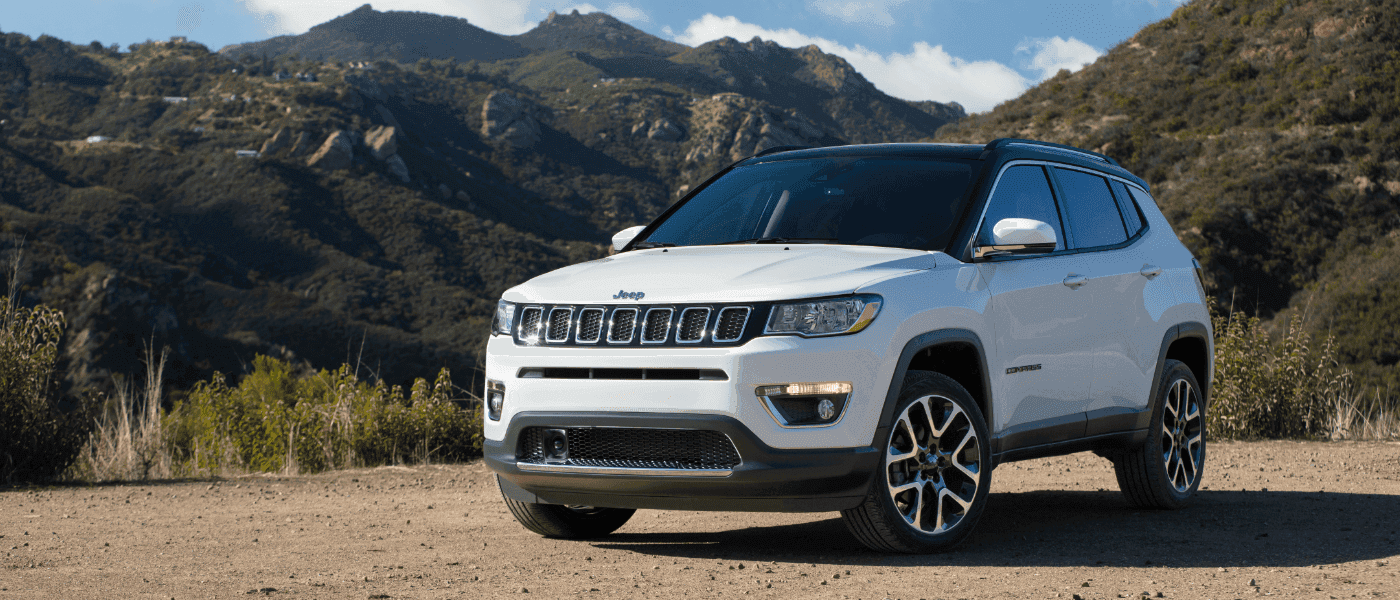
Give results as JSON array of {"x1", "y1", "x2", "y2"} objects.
[{"x1": 978, "y1": 165, "x2": 1064, "y2": 251}]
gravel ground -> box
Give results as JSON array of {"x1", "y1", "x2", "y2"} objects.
[{"x1": 2, "y1": 440, "x2": 1397, "y2": 599}]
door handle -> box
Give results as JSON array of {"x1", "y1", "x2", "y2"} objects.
[
  {"x1": 1140, "y1": 265, "x2": 1163, "y2": 279},
  {"x1": 1062, "y1": 274, "x2": 1088, "y2": 289}
]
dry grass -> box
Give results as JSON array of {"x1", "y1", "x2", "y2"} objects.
[{"x1": 66, "y1": 344, "x2": 177, "y2": 482}]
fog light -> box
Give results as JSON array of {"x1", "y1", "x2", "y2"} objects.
[
  {"x1": 486, "y1": 380, "x2": 505, "y2": 421},
  {"x1": 755, "y1": 381, "x2": 851, "y2": 428},
  {"x1": 542, "y1": 429, "x2": 568, "y2": 463}
]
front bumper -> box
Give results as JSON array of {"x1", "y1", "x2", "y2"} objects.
[{"x1": 486, "y1": 412, "x2": 880, "y2": 512}]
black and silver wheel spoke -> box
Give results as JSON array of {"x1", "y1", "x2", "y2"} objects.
[
  {"x1": 1161, "y1": 379, "x2": 1204, "y2": 493},
  {"x1": 885, "y1": 395, "x2": 982, "y2": 535}
]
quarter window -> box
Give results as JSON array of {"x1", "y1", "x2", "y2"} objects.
[
  {"x1": 978, "y1": 165, "x2": 1064, "y2": 251},
  {"x1": 1111, "y1": 180, "x2": 1145, "y2": 236},
  {"x1": 1054, "y1": 168, "x2": 1127, "y2": 249}
]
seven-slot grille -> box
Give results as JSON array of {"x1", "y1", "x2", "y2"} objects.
[
  {"x1": 517, "y1": 427, "x2": 741, "y2": 470},
  {"x1": 515, "y1": 304, "x2": 755, "y2": 346}
]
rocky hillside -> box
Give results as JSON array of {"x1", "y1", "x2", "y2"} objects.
[
  {"x1": 0, "y1": 8, "x2": 964, "y2": 398},
  {"x1": 936, "y1": 0, "x2": 1400, "y2": 393}
]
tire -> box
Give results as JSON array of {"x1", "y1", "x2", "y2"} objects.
[
  {"x1": 1113, "y1": 359, "x2": 1205, "y2": 509},
  {"x1": 498, "y1": 477, "x2": 636, "y2": 539},
  {"x1": 841, "y1": 371, "x2": 992, "y2": 553}
]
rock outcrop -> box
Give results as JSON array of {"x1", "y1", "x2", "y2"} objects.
[
  {"x1": 364, "y1": 125, "x2": 398, "y2": 160},
  {"x1": 385, "y1": 154, "x2": 409, "y2": 183},
  {"x1": 647, "y1": 118, "x2": 683, "y2": 142},
  {"x1": 259, "y1": 127, "x2": 294, "y2": 156},
  {"x1": 306, "y1": 130, "x2": 354, "y2": 170},
  {"x1": 684, "y1": 95, "x2": 828, "y2": 163},
  {"x1": 480, "y1": 90, "x2": 541, "y2": 148}
]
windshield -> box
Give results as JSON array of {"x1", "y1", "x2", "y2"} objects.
[{"x1": 639, "y1": 156, "x2": 975, "y2": 250}]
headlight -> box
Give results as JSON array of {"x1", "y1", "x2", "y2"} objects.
[
  {"x1": 764, "y1": 294, "x2": 881, "y2": 337},
  {"x1": 491, "y1": 300, "x2": 516, "y2": 336}
]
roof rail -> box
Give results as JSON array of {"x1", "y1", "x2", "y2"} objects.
[
  {"x1": 752, "y1": 145, "x2": 812, "y2": 158},
  {"x1": 983, "y1": 138, "x2": 1119, "y2": 167}
]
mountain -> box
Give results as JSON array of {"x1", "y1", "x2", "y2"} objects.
[
  {"x1": 935, "y1": 0, "x2": 1400, "y2": 393},
  {"x1": 0, "y1": 8, "x2": 964, "y2": 399},
  {"x1": 220, "y1": 4, "x2": 529, "y2": 64}
]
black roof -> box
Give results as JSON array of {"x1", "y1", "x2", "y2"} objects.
[{"x1": 746, "y1": 139, "x2": 1149, "y2": 191}]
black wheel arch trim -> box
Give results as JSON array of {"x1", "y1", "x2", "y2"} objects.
[
  {"x1": 1139, "y1": 321, "x2": 1212, "y2": 431},
  {"x1": 872, "y1": 328, "x2": 995, "y2": 453}
]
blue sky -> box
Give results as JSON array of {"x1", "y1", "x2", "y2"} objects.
[{"x1": 1, "y1": 0, "x2": 1187, "y2": 112}]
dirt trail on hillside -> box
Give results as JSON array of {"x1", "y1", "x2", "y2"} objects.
[{"x1": 3, "y1": 441, "x2": 1397, "y2": 599}]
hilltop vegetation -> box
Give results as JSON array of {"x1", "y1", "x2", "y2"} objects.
[
  {"x1": 0, "y1": 7, "x2": 962, "y2": 398},
  {"x1": 937, "y1": 0, "x2": 1400, "y2": 396}
]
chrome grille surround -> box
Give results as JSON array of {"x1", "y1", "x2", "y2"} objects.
[
  {"x1": 546, "y1": 307, "x2": 573, "y2": 343},
  {"x1": 676, "y1": 307, "x2": 710, "y2": 343},
  {"x1": 518, "y1": 307, "x2": 544, "y2": 343},
  {"x1": 607, "y1": 308, "x2": 638, "y2": 344},
  {"x1": 642, "y1": 308, "x2": 673, "y2": 344},
  {"x1": 713, "y1": 307, "x2": 751, "y2": 342},
  {"x1": 575, "y1": 308, "x2": 605, "y2": 343}
]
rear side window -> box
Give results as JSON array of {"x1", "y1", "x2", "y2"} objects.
[
  {"x1": 1054, "y1": 167, "x2": 1127, "y2": 249},
  {"x1": 978, "y1": 165, "x2": 1064, "y2": 251},
  {"x1": 1110, "y1": 180, "x2": 1145, "y2": 236}
]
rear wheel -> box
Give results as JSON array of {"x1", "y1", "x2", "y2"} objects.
[
  {"x1": 499, "y1": 477, "x2": 635, "y2": 538},
  {"x1": 841, "y1": 371, "x2": 991, "y2": 553},
  {"x1": 1113, "y1": 359, "x2": 1205, "y2": 509}
]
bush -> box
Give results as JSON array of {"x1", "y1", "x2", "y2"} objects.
[
  {"x1": 0, "y1": 295, "x2": 90, "y2": 482},
  {"x1": 162, "y1": 355, "x2": 481, "y2": 476}
]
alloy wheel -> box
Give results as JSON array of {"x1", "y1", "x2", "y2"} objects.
[
  {"x1": 885, "y1": 395, "x2": 983, "y2": 534},
  {"x1": 1160, "y1": 379, "x2": 1203, "y2": 493}
]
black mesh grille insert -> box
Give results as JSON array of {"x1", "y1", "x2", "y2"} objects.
[
  {"x1": 677, "y1": 308, "x2": 709, "y2": 342},
  {"x1": 518, "y1": 427, "x2": 741, "y2": 470},
  {"x1": 608, "y1": 309, "x2": 637, "y2": 343},
  {"x1": 714, "y1": 307, "x2": 750, "y2": 342},
  {"x1": 546, "y1": 308, "x2": 572, "y2": 342},
  {"x1": 576, "y1": 309, "x2": 604, "y2": 343},
  {"x1": 642, "y1": 309, "x2": 672, "y2": 343},
  {"x1": 519, "y1": 307, "x2": 543, "y2": 340}
]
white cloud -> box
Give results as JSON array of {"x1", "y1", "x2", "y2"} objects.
[
  {"x1": 1015, "y1": 36, "x2": 1101, "y2": 81},
  {"x1": 673, "y1": 14, "x2": 1030, "y2": 113},
  {"x1": 808, "y1": 0, "x2": 911, "y2": 28},
  {"x1": 605, "y1": 3, "x2": 650, "y2": 23}
]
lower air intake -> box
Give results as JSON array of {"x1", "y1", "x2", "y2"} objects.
[{"x1": 517, "y1": 427, "x2": 741, "y2": 470}]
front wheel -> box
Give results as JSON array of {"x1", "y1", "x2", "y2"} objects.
[
  {"x1": 1113, "y1": 359, "x2": 1205, "y2": 509},
  {"x1": 499, "y1": 477, "x2": 635, "y2": 538},
  {"x1": 841, "y1": 371, "x2": 991, "y2": 553}
]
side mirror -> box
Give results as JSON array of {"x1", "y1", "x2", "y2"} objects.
[
  {"x1": 975, "y1": 218, "x2": 1057, "y2": 259},
  {"x1": 611, "y1": 225, "x2": 647, "y2": 252}
]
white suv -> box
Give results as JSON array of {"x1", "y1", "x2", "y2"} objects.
[{"x1": 483, "y1": 139, "x2": 1212, "y2": 553}]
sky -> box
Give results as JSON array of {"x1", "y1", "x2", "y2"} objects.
[{"x1": 1, "y1": 0, "x2": 1188, "y2": 113}]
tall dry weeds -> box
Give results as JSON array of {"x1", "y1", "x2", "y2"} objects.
[{"x1": 68, "y1": 344, "x2": 174, "y2": 481}]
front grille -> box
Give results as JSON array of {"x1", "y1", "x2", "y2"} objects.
[
  {"x1": 518, "y1": 427, "x2": 741, "y2": 470},
  {"x1": 510, "y1": 303, "x2": 759, "y2": 346},
  {"x1": 576, "y1": 308, "x2": 604, "y2": 343},
  {"x1": 642, "y1": 308, "x2": 672, "y2": 343},
  {"x1": 677, "y1": 308, "x2": 709, "y2": 343},
  {"x1": 546, "y1": 307, "x2": 572, "y2": 342},
  {"x1": 518, "y1": 367, "x2": 728, "y2": 380},
  {"x1": 519, "y1": 307, "x2": 543, "y2": 341},
  {"x1": 714, "y1": 307, "x2": 750, "y2": 342},
  {"x1": 608, "y1": 308, "x2": 638, "y2": 343}
]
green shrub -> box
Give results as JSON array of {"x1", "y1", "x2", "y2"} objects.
[
  {"x1": 1209, "y1": 307, "x2": 1353, "y2": 439},
  {"x1": 164, "y1": 355, "x2": 481, "y2": 476},
  {"x1": 0, "y1": 296, "x2": 90, "y2": 482}
]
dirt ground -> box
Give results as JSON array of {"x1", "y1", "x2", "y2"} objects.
[{"x1": 2, "y1": 440, "x2": 1397, "y2": 599}]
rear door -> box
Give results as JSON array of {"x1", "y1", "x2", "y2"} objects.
[{"x1": 976, "y1": 164, "x2": 1095, "y2": 450}]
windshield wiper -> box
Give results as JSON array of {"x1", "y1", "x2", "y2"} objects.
[
  {"x1": 631, "y1": 241, "x2": 676, "y2": 249},
  {"x1": 722, "y1": 237, "x2": 837, "y2": 245}
]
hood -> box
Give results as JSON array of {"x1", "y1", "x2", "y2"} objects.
[{"x1": 504, "y1": 245, "x2": 942, "y2": 304}]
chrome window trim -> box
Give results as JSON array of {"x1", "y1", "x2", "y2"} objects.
[
  {"x1": 574, "y1": 307, "x2": 605, "y2": 344},
  {"x1": 712, "y1": 306, "x2": 752, "y2": 342},
  {"x1": 676, "y1": 307, "x2": 711, "y2": 344},
  {"x1": 641, "y1": 308, "x2": 674, "y2": 344},
  {"x1": 545, "y1": 306, "x2": 574, "y2": 343},
  {"x1": 606, "y1": 307, "x2": 638, "y2": 344}
]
